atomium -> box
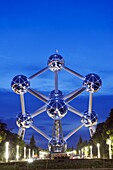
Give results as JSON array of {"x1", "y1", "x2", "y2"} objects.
[
  {"x1": 11, "y1": 51, "x2": 102, "y2": 154},
  {"x1": 81, "y1": 111, "x2": 98, "y2": 127},
  {"x1": 48, "y1": 139, "x2": 67, "y2": 153},
  {"x1": 47, "y1": 90, "x2": 68, "y2": 119},
  {"x1": 47, "y1": 53, "x2": 64, "y2": 72},
  {"x1": 83, "y1": 73, "x2": 102, "y2": 92},
  {"x1": 16, "y1": 112, "x2": 33, "y2": 128},
  {"x1": 11, "y1": 75, "x2": 30, "y2": 94}
]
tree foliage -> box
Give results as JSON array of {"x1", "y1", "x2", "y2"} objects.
[
  {"x1": 104, "y1": 109, "x2": 113, "y2": 139},
  {"x1": 76, "y1": 136, "x2": 88, "y2": 154},
  {"x1": 30, "y1": 135, "x2": 36, "y2": 148},
  {"x1": 76, "y1": 108, "x2": 113, "y2": 158},
  {"x1": 0, "y1": 120, "x2": 25, "y2": 161},
  {"x1": 0, "y1": 120, "x2": 7, "y2": 143}
]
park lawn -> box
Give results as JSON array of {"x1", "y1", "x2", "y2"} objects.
[{"x1": 0, "y1": 159, "x2": 113, "y2": 170}]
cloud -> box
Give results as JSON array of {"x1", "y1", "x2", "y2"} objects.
[
  {"x1": 0, "y1": 88, "x2": 113, "y2": 148},
  {"x1": 0, "y1": 51, "x2": 113, "y2": 96}
]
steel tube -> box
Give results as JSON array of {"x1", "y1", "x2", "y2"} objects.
[
  {"x1": 63, "y1": 66, "x2": 84, "y2": 80},
  {"x1": 29, "y1": 67, "x2": 48, "y2": 79}
]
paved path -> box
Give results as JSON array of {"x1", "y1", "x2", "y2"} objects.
[{"x1": 49, "y1": 169, "x2": 113, "y2": 170}]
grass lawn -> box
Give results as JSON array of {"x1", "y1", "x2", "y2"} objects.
[{"x1": 0, "y1": 159, "x2": 113, "y2": 170}]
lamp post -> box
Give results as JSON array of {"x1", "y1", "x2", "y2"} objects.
[
  {"x1": 5, "y1": 142, "x2": 9, "y2": 163},
  {"x1": 24, "y1": 147, "x2": 26, "y2": 159},
  {"x1": 106, "y1": 139, "x2": 112, "y2": 159},
  {"x1": 97, "y1": 143, "x2": 100, "y2": 158},
  {"x1": 32, "y1": 150, "x2": 34, "y2": 158},
  {"x1": 85, "y1": 146, "x2": 88, "y2": 158},
  {"x1": 78, "y1": 150, "x2": 80, "y2": 155},
  {"x1": 81, "y1": 148, "x2": 83, "y2": 155},
  {"x1": 16, "y1": 145, "x2": 19, "y2": 161},
  {"x1": 29, "y1": 149, "x2": 31, "y2": 159},
  {"x1": 81, "y1": 148, "x2": 84, "y2": 158},
  {"x1": 90, "y1": 145, "x2": 93, "y2": 158}
]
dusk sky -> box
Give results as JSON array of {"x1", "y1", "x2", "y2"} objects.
[{"x1": 0, "y1": 0, "x2": 113, "y2": 149}]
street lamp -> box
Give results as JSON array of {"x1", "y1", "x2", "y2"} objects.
[
  {"x1": 81, "y1": 148, "x2": 83, "y2": 154},
  {"x1": 29, "y1": 149, "x2": 31, "y2": 159},
  {"x1": 85, "y1": 146, "x2": 88, "y2": 157},
  {"x1": 32, "y1": 150, "x2": 34, "y2": 158},
  {"x1": 16, "y1": 145, "x2": 19, "y2": 161},
  {"x1": 97, "y1": 143, "x2": 100, "y2": 158},
  {"x1": 90, "y1": 145, "x2": 93, "y2": 158},
  {"x1": 24, "y1": 147, "x2": 26, "y2": 159},
  {"x1": 106, "y1": 139, "x2": 112, "y2": 159},
  {"x1": 5, "y1": 142, "x2": 9, "y2": 163}
]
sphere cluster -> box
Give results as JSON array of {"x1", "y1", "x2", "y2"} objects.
[
  {"x1": 11, "y1": 75, "x2": 30, "y2": 94},
  {"x1": 47, "y1": 54, "x2": 64, "y2": 72},
  {"x1": 47, "y1": 90, "x2": 68, "y2": 119},
  {"x1": 81, "y1": 111, "x2": 98, "y2": 127},
  {"x1": 16, "y1": 112, "x2": 33, "y2": 128},
  {"x1": 48, "y1": 139, "x2": 67, "y2": 153},
  {"x1": 83, "y1": 73, "x2": 102, "y2": 92},
  {"x1": 11, "y1": 52, "x2": 102, "y2": 153}
]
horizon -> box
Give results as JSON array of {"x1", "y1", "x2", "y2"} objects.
[
  {"x1": 0, "y1": 90, "x2": 113, "y2": 149},
  {"x1": 0, "y1": 0, "x2": 113, "y2": 149}
]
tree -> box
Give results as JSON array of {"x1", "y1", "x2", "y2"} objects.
[
  {"x1": 0, "y1": 120, "x2": 26, "y2": 161},
  {"x1": 75, "y1": 109, "x2": 113, "y2": 158},
  {"x1": 76, "y1": 136, "x2": 84, "y2": 151},
  {"x1": 102, "y1": 109, "x2": 113, "y2": 158},
  {"x1": 29, "y1": 135, "x2": 41, "y2": 157},
  {"x1": 90, "y1": 122, "x2": 108, "y2": 158},
  {"x1": 103, "y1": 109, "x2": 113, "y2": 139},
  {"x1": 3, "y1": 130, "x2": 25, "y2": 160},
  {"x1": 0, "y1": 120, "x2": 7, "y2": 143},
  {"x1": 30, "y1": 135, "x2": 36, "y2": 148},
  {"x1": 92, "y1": 122, "x2": 105, "y2": 144}
]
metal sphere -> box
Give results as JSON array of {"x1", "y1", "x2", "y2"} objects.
[
  {"x1": 16, "y1": 112, "x2": 33, "y2": 128},
  {"x1": 48, "y1": 139, "x2": 67, "y2": 153},
  {"x1": 47, "y1": 54, "x2": 64, "y2": 72},
  {"x1": 81, "y1": 111, "x2": 98, "y2": 127},
  {"x1": 83, "y1": 73, "x2": 102, "y2": 92},
  {"x1": 11, "y1": 75, "x2": 30, "y2": 94},
  {"x1": 46, "y1": 90, "x2": 68, "y2": 119}
]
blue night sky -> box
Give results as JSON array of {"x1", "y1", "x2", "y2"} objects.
[{"x1": 0, "y1": 0, "x2": 113, "y2": 149}]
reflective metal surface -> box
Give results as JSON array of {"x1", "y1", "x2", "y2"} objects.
[
  {"x1": 11, "y1": 52, "x2": 102, "y2": 153},
  {"x1": 47, "y1": 90, "x2": 68, "y2": 119},
  {"x1": 83, "y1": 73, "x2": 102, "y2": 92},
  {"x1": 48, "y1": 140, "x2": 67, "y2": 153},
  {"x1": 81, "y1": 111, "x2": 98, "y2": 127},
  {"x1": 11, "y1": 75, "x2": 30, "y2": 94},
  {"x1": 48, "y1": 54, "x2": 64, "y2": 71},
  {"x1": 16, "y1": 112, "x2": 33, "y2": 128}
]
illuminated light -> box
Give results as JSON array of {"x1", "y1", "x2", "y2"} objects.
[
  {"x1": 106, "y1": 139, "x2": 112, "y2": 159},
  {"x1": 28, "y1": 158, "x2": 33, "y2": 163},
  {"x1": 78, "y1": 150, "x2": 80, "y2": 155},
  {"x1": 85, "y1": 146, "x2": 88, "y2": 157},
  {"x1": 32, "y1": 150, "x2": 34, "y2": 158},
  {"x1": 29, "y1": 149, "x2": 31, "y2": 159},
  {"x1": 90, "y1": 145, "x2": 93, "y2": 158},
  {"x1": 39, "y1": 151, "x2": 49, "y2": 159},
  {"x1": 73, "y1": 150, "x2": 77, "y2": 155},
  {"x1": 97, "y1": 143, "x2": 100, "y2": 158},
  {"x1": 24, "y1": 147, "x2": 26, "y2": 159},
  {"x1": 16, "y1": 145, "x2": 19, "y2": 161},
  {"x1": 5, "y1": 142, "x2": 9, "y2": 163},
  {"x1": 81, "y1": 148, "x2": 84, "y2": 155}
]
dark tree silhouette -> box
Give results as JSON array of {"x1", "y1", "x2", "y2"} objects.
[{"x1": 30, "y1": 135, "x2": 36, "y2": 148}]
